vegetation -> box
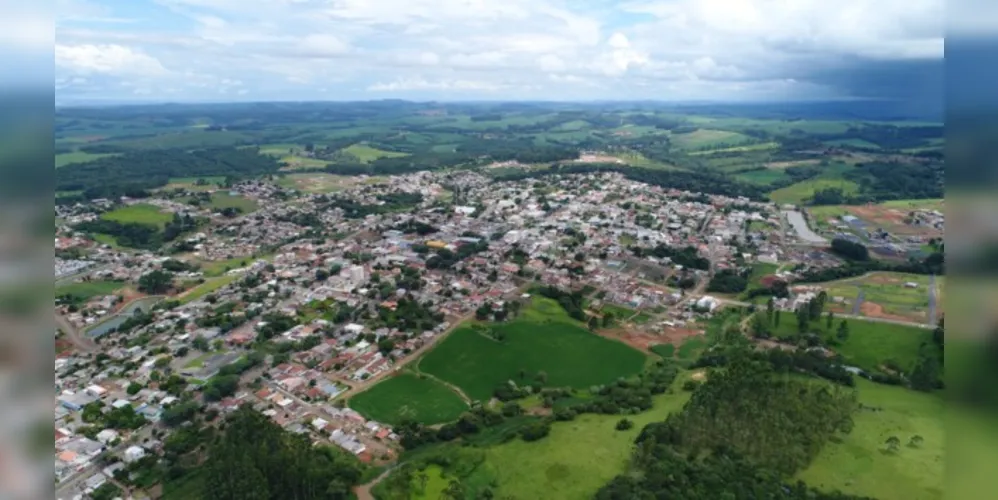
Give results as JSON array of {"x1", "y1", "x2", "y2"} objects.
[{"x1": 349, "y1": 373, "x2": 468, "y2": 425}]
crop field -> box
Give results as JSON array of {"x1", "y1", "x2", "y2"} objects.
[
  {"x1": 419, "y1": 297, "x2": 647, "y2": 401},
  {"x1": 208, "y1": 193, "x2": 258, "y2": 213},
  {"x1": 770, "y1": 315, "x2": 931, "y2": 372},
  {"x1": 669, "y1": 129, "x2": 753, "y2": 150},
  {"x1": 277, "y1": 155, "x2": 329, "y2": 170},
  {"x1": 798, "y1": 379, "x2": 943, "y2": 500},
  {"x1": 54, "y1": 151, "x2": 119, "y2": 168},
  {"x1": 735, "y1": 168, "x2": 789, "y2": 185},
  {"x1": 824, "y1": 138, "x2": 882, "y2": 149},
  {"x1": 349, "y1": 373, "x2": 468, "y2": 425},
  {"x1": 769, "y1": 178, "x2": 861, "y2": 205},
  {"x1": 56, "y1": 280, "x2": 125, "y2": 302},
  {"x1": 484, "y1": 377, "x2": 693, "y2": 500},
  {"x1": 100, "y1": 204, "x2": 173, "y2": 227},
  {"x1": 687, "y1": 141, "x2": 779, "y2": 156},
  {"x1": 163, "y1": 176, "x2": 227, "y2": 191},
  {"x1": 341, "y1": 143, "x2": 410, "y2": 163},
  {"x1": 820, "y1": 272, "x2": 933, "y2": 323}
]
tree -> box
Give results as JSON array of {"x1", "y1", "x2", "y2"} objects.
[
  {"x1": 774, "y1": 310, "x2": 781, "y2": 328},
  {"x1": 126, "y1": 382, "x2": 143, "y2": 395},
  {"x1": 885, "y1": 435, "x2": 901, "y2": 452},
  {"x1": 796, "y1": 305, "x2": 810, "y2": 334},
  {"x1": 908, "y1": 435, "x2": 924, "y2": 448},
  {"x1": 417, "y1": 471, "x2": 429, "y2": 494},
  {"x1": 836, "y1": 320, "x2": 850, "y2": 341},
  {"x1": 193, "y1": 337, "x2": 210, "y2": 351},
  {"x1": 826, "y1": 311, "x2": 834, "y2": 329},
  {"x1": 766, "y1": 297, "x2": 775, "y2": 325},
  {"x1": 616, "y1": 418, "x2": 634, "y2": 431},
  {"x1": 443, "y1": 480, "x2": 465, "y2": 500},
  {"x1": 535, "y1": 371, "x2": 548, "y2": 385},
  {"x1": 138, "y1": 269, "x2": 174, "y2": 294}
]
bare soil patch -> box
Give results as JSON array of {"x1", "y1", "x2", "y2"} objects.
[
  {"x1": 113, "y1": 287, "x2": 147, "y2": 312},
  {"x1": 690, "y1": 370, "x2": 707, "y2": 381},
  {"x1": 859, "y1": 301, "x2": 914, "y2": 323},
  {"x1": 847, "y1": 205, "x2": 941, "y2": 236}
]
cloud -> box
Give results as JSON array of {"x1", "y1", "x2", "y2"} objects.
[
  {"x1": 55, "y1": 44, "x2": 168, "y2": 76},
  {"x1": 53, "y1": 0, "x2": 944, "y2": 103}
]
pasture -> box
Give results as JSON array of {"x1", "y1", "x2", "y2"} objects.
[
  {"x1": 349, "y1": 373, "x2": 468, "y2": 425},
  {"x1": 418, "y1": 297, "x2": 647, "y2": 401},
  {"x1": 341, "y1": 143, "x2": 409, "y2": 163},
  {"x1": 200, "y1": 255, "x2": 261, "y2": 277},
  {"x1": 56, "y1": 280, "x2": 125, "y2": 302},
  {"x1": 824, "y1": 138, "x2": 881, "y2": 149},
  {"x1": 798, "y1": 379, "x2": 943, "y2": 500},
  {"x1": 100, "y1": 204, "x2": 173, "y2": 228},
  {"x1": 276, "y1": 173, "x2": 352, "y2": 193},
  {"x1": 163, "y1": 176, "x2": 226, "y2": 191},
  {"x1": 770, "y1": 315, "x2": 931, "y2": 373},
  {"x1": 735, "y1": 168, "x2": 789, "y2": 185},
  {"x1": 277, "y1": 155, "x2": 328, "y2": 170},
  {"x1": 207, "y1": 193, "x2": 258, "y2": 213},
  {"x1": 769, "y1": 178, "x2": 861, "y2": 205},
  {"x1": 687, "y1": 141, "x2": 779, "y2": 156},
  {"x1": 179, "y1": 275, "x2": 240, "y2": 304},
  {"x1": 54, "y1": 151, "x2": 119, "y2": 168},
  {"x1": 484, "y1": 379, "x2": 692, "y2": 500},
  {"x1": 669, "y1": 129, "x2": 753, "y2": 150}
]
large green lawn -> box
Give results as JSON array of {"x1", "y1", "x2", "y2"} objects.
[
  {"x1": 670, "y1": 129, "x2": 753, "y2": 150},
  {"x1": 56, "y1": 280, "x2": 125, "y2": 302},
  {"x1": 769, "y1": 178, "x2": 861, "y2": 205},
  {"x1": 208, "y1": 193, "x2": 259, "y2": 213},
  {"x1": 770, "y1": 315, "x2": 931, "y2": 372},
  {"x1": 349, "y1": 373, "x2": 468, "y2": 425},
  {"x1": 485, "y1": 379, "x2": 692, "y2": 499},
  {"x1": 54, "y1": 151, "x2": 119, "y2": 168},
  {"x1": 179, "y1": 275, "x2": 240, "y2": 304},
  {"x1": 798, "y1": 379, "x2": 943, "y2": 499},
  {"x1": 341, "y1": 143, "x2": 409, "y2": 163},
  {"x1": 100, "y1": 204, "x2": 173, "y2": 227},
  {"x1": 419, "y1": 298, "x2": 647, "y2": 401}
]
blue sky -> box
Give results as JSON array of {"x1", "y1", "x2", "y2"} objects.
[{"x1": 52, "y1": 0, "x2": 948, "y2": 104}]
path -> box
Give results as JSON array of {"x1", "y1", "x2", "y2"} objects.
[
  {"x1": 928, "y1": 274, "x2": 938, "y2": 324},
  {"x1": 412, "y1": 368, "x2": 472, "y2": 404},
  {"x1": 851, "y1": 289, "x2": 865, "y2": 315},
  {"x1": 355, "y1": 466, "x2": 398, "y2": 500},
  {"x1": 55, "y1": 313, "x2": 98, "y2": 353}
]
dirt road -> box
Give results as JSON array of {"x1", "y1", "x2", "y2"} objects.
[{"x1": 55, "y1": 313, "x2": 98, "y2": 353}]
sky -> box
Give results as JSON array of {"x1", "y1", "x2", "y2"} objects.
[{"x1": 50, "y1": 0, "x2": 953, "y2": 105}]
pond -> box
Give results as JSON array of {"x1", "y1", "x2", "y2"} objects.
[{"x1": 86, "y1": 296, "x2": 163, "y2": 337}]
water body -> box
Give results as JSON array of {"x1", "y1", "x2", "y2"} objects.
[
  {"x1": 783, "y1": 210, "x2": 827, "y2": 244},
  {"x1": 86, "y1": 296, "x2": 163, "y2": 337}
]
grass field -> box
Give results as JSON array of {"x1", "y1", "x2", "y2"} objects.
[
  {"x1": 278, "y1": 155, "x2": 329, "y2": 170},
  {"x1": 770, "y1": 315, "x2": 931, "y2": 372},
  {"x1": 179, "y1": 275, "x2": 240, "y2": 304},
  {"x1": 54, "y1": 151, "x2": 118, "y2": 168},
  {"x1": 821, "y1": 272, "x2": 932, "y2": 322},
  {"x1": 200, "y1": 255, "x2": 260, "y2": 277},
  {"x1": 101, "y1": 204, "x2": 173, "y2": 228},
  {"x1": 276, "y1": 173, "x2": 355, "y2": 193},
  {"x1": 56, "y1": 280, "x2": 124, "y2": 302},
  {"x1": 736, "y1": 169, "x2": 790, "y2": 185},
  {"x1": 798, "y1": 379, "x2": 942, "y2": 499},
  {"x1": 880, "y1": 199, "x2": 944, "y2": 211},
  {"x1": 769, "y1": 178, "x2": 861, "y2": 205},
  {"x1": 688, "y1": 141, "x2": 779, "y2": 156},
  {"x1": 342, "y1": 143, "x2": 409, "y2": 163},
  {"x1": 419, "y1": 297, "x2": 647, "y2": 401},
  {"x1": 349, "y1": 373, "x2": 468, "y2": 425},
  {"x1": 824, "y1": 139, "x2": 881, "y2": 149},
  {"x1": 163, "y1": 176, "x2": 226, "y2": 191},
  {"x1": 670, "y1": 129, "x2": 753, "y2": 150},
  {"x1": 484, "y1": 377, "x2": 693, "y2": 499},
  {"x1": 207, "y1": 193, "x2": 258, "y2": 213}
]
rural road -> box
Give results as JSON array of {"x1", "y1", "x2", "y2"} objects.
[
  {"x1": 55, "y1": 313, "x2": 98, "y2": 353},
  {"x1": 717, "y1": 298, "x2": 934, "y2": 329},
  {"x1": 851, "y1": 289, "x2": 865, "y2": 315},
  {"x1": 355, "y1": 466, "x2": 398, "y2": 500}
]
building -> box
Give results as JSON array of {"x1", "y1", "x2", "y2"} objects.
[{"x1": 123, "y1": 445, "x2": 146, "y2": 464}]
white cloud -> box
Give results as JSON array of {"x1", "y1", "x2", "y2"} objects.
[
  {"x1": 367, "y1": 77, "x2": 509, "y2": 92},
  {"x1": 55, "y1": 44, "x2": 169, "y2": 76}
]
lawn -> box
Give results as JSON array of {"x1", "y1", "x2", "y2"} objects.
[
  {"x1": 179, "y1": 275, "x2": 240, "y2": 304},
  {"x1": 770, "y1": 315, "x2": 931, "y2": 372},
  {"x1": 736, "y1": 169, "x2": 790, "y2": 185},
  {"x1": 349, "y1": 373, "x2": 468, "y2": 425},
  {"x1": 687, "y1": 141, "x2": 779, "y2": 155},
  {"x1": 200, "y1": 255, "x2": 262, "y2": 277},
  {"x1": 747, "y1": 262, "x2": 780, "y2": 288},
  {"x1": 484, "y1": 380, "x2": 692, "y2": 500},
  {"x1": 769, "y1": 178, "x2": 861, "y2": 205},
  {"x1": 670, "y1": 129, "x2": 753, "y2": 150},
  {"x1": 798, "y1": 379, "x2": 942, "y2": 500},
  {"x1": 56, "y1": 280, "x2": 124, "y2": 302},
  {"x1": 101, "y1": 204, "x2": 173, "y2": 228},
  {"x1": 208, "y1": 193, "x2": 258, "y2": 213},
  {"x1": 419, "y1": 297, "x2": 647, "y2": 401},
  {"x1": 341, "y1": 143, "x2": 409, "y2": 163},
  {"x1": 54, "y1": 151, "x2": 119, "y2": 168},
  {"x1": 880, "y1": 199, "x2": 944, "y2": 211},
  {"x1": 163, "y1": 176, "x2": 226, "y2": 191}
]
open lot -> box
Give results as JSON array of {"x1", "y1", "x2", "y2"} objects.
[
  {"x1": 820, "y1": 272, "x2": 933, "y2": 323},
  {"x1": 101, "y1": 204, "x2": 173, "y2": 228},
  {"x1": 418, "y1": 297, "x2": 647, "y2": 401},
  {"x1": 349, "y1": 373, "x2": 468, "y2": 425},
  {"x1": 207, "y1": 192, "x2": 259, "y2": 213},
  {"x1": 798, "y1": 379, "x2": 943, "y2": 500},
  {"x1": 179, "y1": 275, "x2": 240, "y2": 304},
  {"x1": 163, "y1": 176, "x2": 227, "y2": 191},
  {"x1": 56, "y1": 280, "x2": 125, "y2": 302},
  {"x1": 276, "y1": 173, "x2": 375, "y2": 193}
]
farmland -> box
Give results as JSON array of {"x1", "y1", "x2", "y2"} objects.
[
  {"x1": 797, "y1": 378, "x2": 943, "y2": 500},
  {"x1": 341, "y1": 143, "x2": 409, "y2": 163},
  {"x1": 669, "y1": 129, "x2": 754, "y2": 150},
  {"x1": 349, "y1": 373, "x2": 468, "y2": 425},
  {"x1": 55, "y1": 151, "x2": 119, "y2": 168},
  {"x1": 56, "y1": 280, "x2": 125, "y2": 302},
  {"x1": 418, "y1": 297, "x2": 647, "y2": 401},
  {"x1": 206, "y1": 192, "x2": 259, "y2": 213},
  {"x1": 769, "y1": 178, "x2": 861, "y2": 205},
  {"x1": 100, "y1": 204, "x2": 174, "y2": 228}
]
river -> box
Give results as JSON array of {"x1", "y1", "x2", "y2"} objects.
[
  {"x1": 783, "y1": 210, "x2": 826, "y2": 244},
  {"x1": 85, "y1": 296, "x2": 163, "y2": 337}
]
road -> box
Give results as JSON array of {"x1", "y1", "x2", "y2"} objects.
[
  {"x1": 355, "y1": 465, "x2": 398, "y2": 500},
  {"x1": 716, "y1": 298, "x2": 934, "y2": 329},
  {"x1": 851, "y1": 289, "x2": 865, "y2": 315},
  {"x1": 55, "y1": 426, "x2": 155, "y2": 499},
  {"x1": 55, "y1": 312, "x2": 98, "y2": 353},
  {"x1": 928, "y1": 274, "x2": 938, "y2": 324}
]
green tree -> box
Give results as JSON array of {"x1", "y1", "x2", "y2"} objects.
[
  {"x1": 826, "y1": 311, "x2": 834, "y2": 329},
  {"x1": 126, "y1": 382, "x2": 143, "y2": 395},
  {"x1": 766, "y1": 297, "x2": 775, "y2": 325},
  {"x1": 443, "y1": 480, "x2": 465, "y2": 500},
  {"x1": 885, "y1": 435, "x2": 901, "y2": 452},
  {"x1": 908, "y1": 435, "x2": 924, "y2": 448},
  {"x1": 138, "y1": 269, "x2": 174, "y2": 294},
  {"x1": 836, "y1": 320, "x2": 850, "y2": 341}
]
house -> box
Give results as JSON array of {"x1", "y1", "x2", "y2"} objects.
[
  {"x1": 123, "y1": 445, "x2": 146, "y2": 463},
  {"x1": 95, "y1": 429, "x2": 119, "y2": 445}
]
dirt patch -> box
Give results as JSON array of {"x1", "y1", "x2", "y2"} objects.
[
  {"x1": 55, "y1": 338, "x2": 75, "y2": 355},
  {"x1": 113, "y1": 287, "x2": 147, "y2": 312},
  {"x1": 690, "y1": 370, "x2": 706, "y2": 381},
  {"x1": 527, "y1": 406, "x2": 553, "y2": 417},
  {"x1": 859, "y1": 301, "x2": 914, "y2": 323},
  {"x1": 847, "y1": 204, "x2": 941, "y2": 237},
  {"x1": 599, "y1": 328, "x2": 659, "y2": 351}
]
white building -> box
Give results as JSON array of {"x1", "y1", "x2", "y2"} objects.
[{"x1": 123, "y1": 446, "x2": 146, "y2": 464}]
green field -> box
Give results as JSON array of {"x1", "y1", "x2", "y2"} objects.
[
  {"x1": 341, "y1": 143, "x2": 410, "y2": 163},
  {"x1": 101, "y1": 204, "x2": 174, "y2": 227},
  {"x1": 824, "y1": 139, "x2": 881, "y2": 149},
  {"x1": 278, "y1": 155, "x2": 329, "y2": 170},
  {"x1": 179, "y1": 275, "x2": 240, "y2": 304},
  {"x1": 208, "y1": 193, "x2": 258, "y2": 213},
  {"x1": 349, "y1": 373, "x2": 468, "y2": 425},
  {"x1": 484, "y1": 379, "x2": 692, "y2": 499},
  {"x1": 55, "y1": 151, "x2": 119, "y2": 168},
  {"x1": 798, "y1": 379, "x2": 943, "y2": 499},
  {"x1": 56, "y1": 280, "x2": 125, "y2": 302},
  {"x1": 769, "y1": 178, "x2": 861, "y2": 205},
  {"x1": 822, "y1": 272, "x2": 932, "y2": 322},
  {"x1": 164, "y1": 176, "x2": 226, "y2": 191},
  {"x1": 418, "y1": 297, "x2": 647, "y2": 401},
  {"x1": 688, "y1": 141, "x2": 779, "y2": 155},
  {"x1": 670, "y1": 129, "x2": 753, "y2": 150},
  {"x1": 736, "y1": 169, "x2": 790, "y2": 185},
  {"x1": 200, "y1": 256, "x2": 261, "y2": 277},
  {"x1": 770, "y1": 315, "x2": 931, "y2": 372},
  {"x1": 880, "y1": 199, "x2": 944, "y2": 211}
]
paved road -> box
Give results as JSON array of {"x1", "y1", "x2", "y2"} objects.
[
  {"x1": 56, "y1": 426, "x2": 155, "y2": 499},
  {"x1": 717, "y1": 298, "x2": 934, "y2": 329},
  {"x1": 851, "y1": 289, "x2": 865, "y2": 315},
  {"x1": 928, "y1": 274, "x2": 938, "y2": 324}
]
